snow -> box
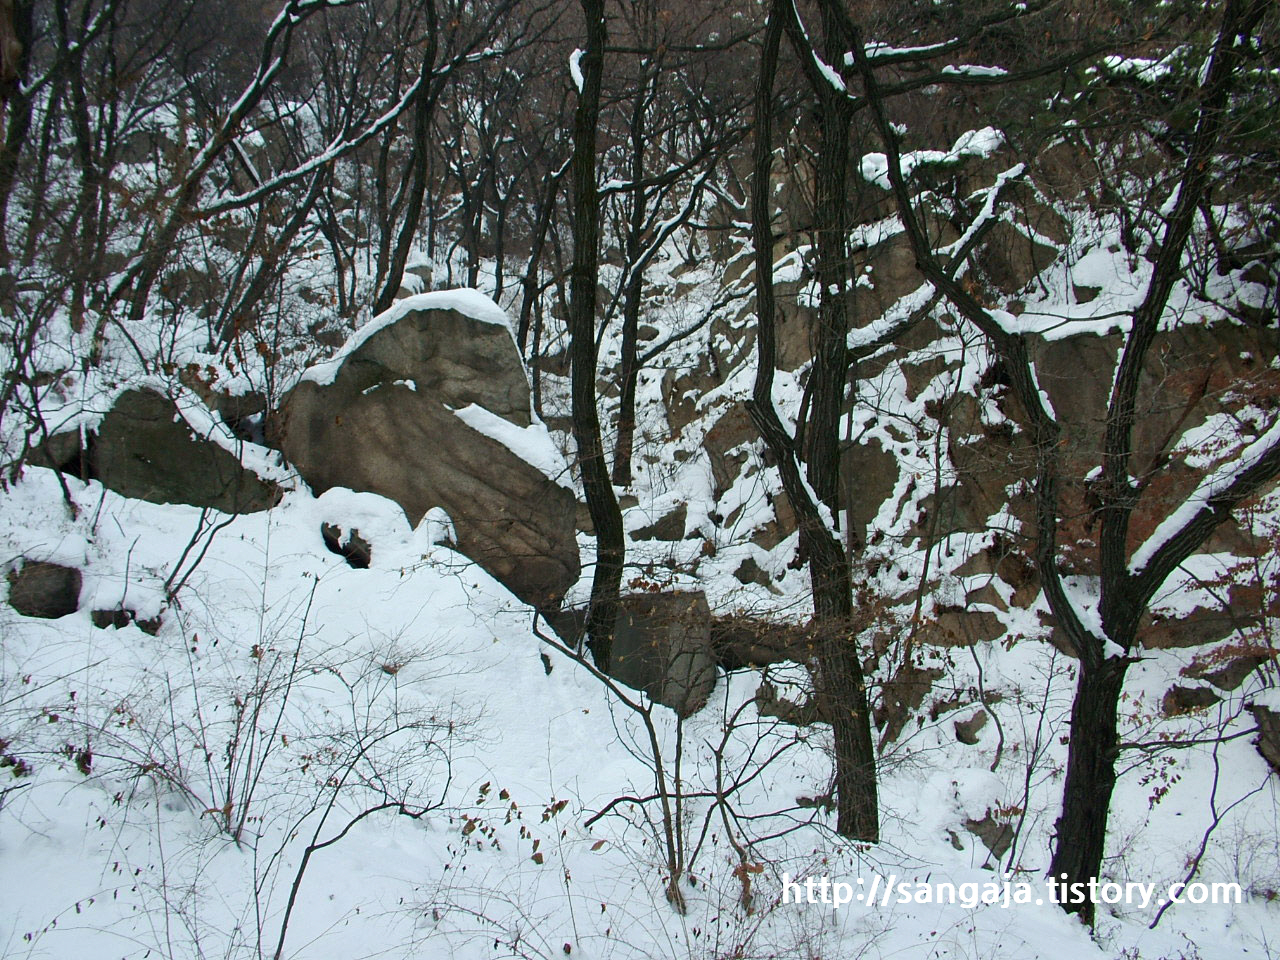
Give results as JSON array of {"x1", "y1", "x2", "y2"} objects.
[
  {"x1": 451, "y1": 403, "x2": 574, "y2": 490},
  {"x1": 941, "y1": 64, "x2": 1009, "y2": 77},
  {"x1": 861, "y1": 127, "x2": 1005, "y2": 189},
  {"x1": 851, "y1": 39, "x2": 955, "y2": 63},
  {"x1": 1101, "y1": 54, "x2": 1175, "y2": 82},
  {"x1": 569, "y1": 48, "x2": 584, "y2": 93},
  {"x1": 300, "y1": 289, "x2": 514, "y2": 386}
]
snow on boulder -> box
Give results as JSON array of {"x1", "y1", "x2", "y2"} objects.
[{"x1": 276, "y1": 290, "x2": 580, "y2": 609}]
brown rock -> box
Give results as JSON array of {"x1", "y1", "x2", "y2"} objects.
[
  {"x1": 977, "y1": 220, "x2": 1058, "y2": 294},
  {"x1": 1249, "y1": 704, "x2": 1280, "y2": 775},
  {"x1": 964, "y1": 812, "x2": 1014, "y2": 862},
  {"x1": 876, "y1": 660, "x2": 944, "y2": 744},
  {"x1": 611, "y1": 591, "x2": 717, "y2": 716},
  {"x1": 7, "y1": 561, "x2": 81, "y2": 619},
  {"x1": 703, "y1": 405, "x2": 757, "y2": 499},
  {"x1": 841, "y1": 440, "x2": 898, "y2": 550},
  {"x1": 954, "y1": 709, "x2": 988, "y2": 745},
  {"x1": 1183, "y1": 651, "x2": 1271, "y2": 691},
  {"x1": 630, "y1": 503, "x2": 687, "y2": 542},
  {"x1": 277, "y1": 300, "x2": 579, "y2": 608},
  {"x1": 1162, "y1": 685, "x2": 1221, "y2": 717}
]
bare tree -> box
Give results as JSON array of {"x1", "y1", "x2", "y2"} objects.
[{"x1": 847, "y1": 0, "x2": 1280, "y2": 922}]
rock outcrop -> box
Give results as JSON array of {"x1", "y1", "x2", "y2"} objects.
[
  {"x1": 93, "y1": 389, "x2": 281, "y2": 513},
  {"x1": 36, "y1": 389, "x2": 280, "y2": 514},
  {"x1": 276, "y1": 291, "x2": 580, "y2": 608}
]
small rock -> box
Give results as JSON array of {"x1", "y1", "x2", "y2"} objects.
[
  {"x1": 1184, "y1": 653, "x2": 1270, "y2": 692},
  {"x1": 89, "y1": 608, "x2": 162, "y2": 634},
  {"x1": 964, "y1": 812, "x2": 1013, "y2": 862},
  {"x1": 7, "y1": 561, "x2": 81, "y2": 619},
  {"x1": 954, "y1": 710, "x2": 988, "y2": 745},
  {"x1": 732, "y1": 556, "x2": 771, "y2": 587},
  {"x1": 1162, "y1": 685, "x2": 1221, "y2": 717},
  {"x1": 321, "y1": 523, "x2": 372, "y2": 569},
  {"x1": 630, "y1": 503, "x2": 687, "y2": 542},
  {"x1": 876, "y1": 661, "x2": 944, "y2": 744},
  {"x1": 91, "y1": 609, "x2": 132, "y2": 630},
  {"x1": 1249, "y1": 704, "x2": 1280, "y2": 774}
]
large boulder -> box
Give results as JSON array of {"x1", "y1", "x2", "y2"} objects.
[
  {"x1": 91, "y1": 389, "x2": 280, "y2": 513},
  {"x1": 276, "y1": 291, "x2": 580, "y2": 608},
  {"x1": 611, "y1": 591, "x2": 717, "y2": 717}
]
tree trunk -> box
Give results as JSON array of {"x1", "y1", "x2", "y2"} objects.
[
  {"x1": 809, "y1": 534, "x2": 879, "y2": 841},
  {"x1": 569, "y1": 0, "x2": 624, "y2": 668},
  {"x1": 748, "y1": 0, "x2": 876, "y2": 841},
  {"x1": 610, "y1": 52, "x2": 652, "y2": 486},
  {"x1": 372, "y1": 3, "x2": 441, "y2": 316},
  {"x1": 1048, "y1": 656, "x2": 1129, "y2": 925},
  {"x1": 0, "y1": 0, "x2": 32, "y2": 277},
  {"x1": 516, "y1": 169, "x2": 561, "y2": 355},
  {"x1": 796, "y1": 3, "x2": 853, "y2": 519}
]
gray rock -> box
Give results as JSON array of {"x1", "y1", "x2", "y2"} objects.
[
  {"x1": 92, "y1": 389, "x2": 280, "y2": 513},
  {"x1": 276, "y1": 301, "x2": 579, "y2": 608},
  {"x1": 7, "y1": 561, "x2": 81, "y2": 619},
  {"x1": 611, "y1": 591, "x2": 717, "y2": 716}
]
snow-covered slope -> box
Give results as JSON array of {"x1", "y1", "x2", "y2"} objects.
[{"x1": 2, "y1": 461, "x2": 1277, "y2": 960}]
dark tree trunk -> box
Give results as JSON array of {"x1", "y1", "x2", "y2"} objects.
[
  {"x1": 516, "y1": 169, "x2": 562, "y2": 355},
  {"x1": 809, "y1": 536, "x2": 879, "y2": 841},
  {"x1": 0, "y1": 0, "x2": 33, "y2": 274},
  {"x1": 795, "y1": 3, "x2": 853, "y2": 519},
  {"x1": 569, "y1": 0, "x2": 624, "y2": 668},
  {"x1": 372, "y1": 0, "x2": 440, "y2": 316},
  {"x1": 747, "y1": 0, "x2": 876, "y2": 841},
  {"x1": 1047, "y1": 656, "x2": 1129, "y2": 924},
  {"x1": 611, "y1": 265, "x2": 642, "y2": 485},
  {"x1": 611, "y1": 74, "x2": 649, "y2": 486}
]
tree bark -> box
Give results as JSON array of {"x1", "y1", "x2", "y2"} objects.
[
  {"x1": 1047, "y1": 656, "x2": 1129, "y2": 924},
  {"x1": 611, "y1": 62, "x2": 651, "y2": 486},
  {"x1": 371, "y1": 0, "x2": 440, "y2": 316},
  {"x1": 747, "y1": 0, "x2": 877, "y2": 841},
  {"x1": 569, "y1": 0, "x2": 624, "y2": 667}
]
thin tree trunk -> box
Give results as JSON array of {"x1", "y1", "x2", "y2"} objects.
[
  {"x1": 747, "y1": 0, "x2": 876, "y2": 841},
  {"x1": 0, "y1": 0, "x2": 32, "y2": 275},
  {"x1": 796, "y1": 3, "x2": 852, "y2": 519},
  {"x1": 372, "y1": 0, "x2": 440, "y2": 315},
  {"x1": 516, "y1": 168, "x2": 562, "y2": 355},
  {"x1": 611, "y1": 67, "x2": 650, "y2": 486},
  {"x1": 569, "y1": 0, "x2": 624, "y2": 667}
]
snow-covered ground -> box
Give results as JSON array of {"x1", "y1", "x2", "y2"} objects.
[{"x1": 2, "y1": 454, "x2": 1278, "y2": 959}]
